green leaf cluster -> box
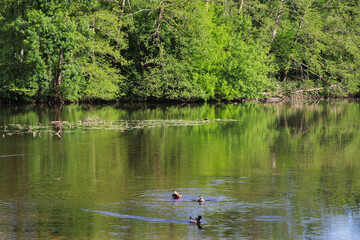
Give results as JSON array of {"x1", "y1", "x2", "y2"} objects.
[{"x1": 1, "y1": 0, "x2": 360, "y2": 102}]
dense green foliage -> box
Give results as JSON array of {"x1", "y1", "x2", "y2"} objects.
[{"x1": 1, "y1": 0, "x2": 359, "y2": 102}]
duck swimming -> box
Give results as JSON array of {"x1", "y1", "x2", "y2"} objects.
[
  {"x1": 189, "y1": 215, "x2": 202, "y2": 224},
  {"x1": 172, "y1": 191, "x2": 182, "y2": 199},
  {"x1": 197, "y1": 195, "x2": 205, "y2": 202}
]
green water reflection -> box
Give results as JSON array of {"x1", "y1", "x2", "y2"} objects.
[{"x1": 1, "y1": 101, "x2": 360, "y2": 239}]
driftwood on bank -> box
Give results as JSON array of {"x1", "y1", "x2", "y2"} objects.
[
  {"x1": 293, "y1": 86, "x2": 334, "y2": 93},
  {"x1": 262, "y1": 85, "x2": 341, "y2": 103}
]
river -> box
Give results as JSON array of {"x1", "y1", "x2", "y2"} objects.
[{"x1": 1, "y1": 101, "x2": 360, "y2": 239}]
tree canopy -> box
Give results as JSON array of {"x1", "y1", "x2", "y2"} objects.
[{"x1": 0, "y1": 0, "x2": 359, "y2": 102}]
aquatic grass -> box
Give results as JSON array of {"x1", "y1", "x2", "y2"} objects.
[{"x1": 0, "y1": 118, "x2": 236, "y2": 138}]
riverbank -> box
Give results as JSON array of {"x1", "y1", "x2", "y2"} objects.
[{"x1": 0, "y1": 83, "x2": 357, "y2": 105}]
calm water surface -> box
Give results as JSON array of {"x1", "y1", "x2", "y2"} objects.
[{"x1": 1, "y1": 101, "x2": 360, "y2": 239}]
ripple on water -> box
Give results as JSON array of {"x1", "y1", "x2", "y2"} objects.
[
  {"x1": 96, "y1": 188, "x2": 246, "y2": 227},
  {"x1": 141, "y1": 188, "x2": 236, "y2": 203},
  {"x1": 254, "y1": 215, "x2": 284, "y2": 222},
  {"x1": 208, "y1": 177, "x2": 249, "y2": 187},
  {"x1": 84, "y1": 209, "x2": 196, "y2": 225}
]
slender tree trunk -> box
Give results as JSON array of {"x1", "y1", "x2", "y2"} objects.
[
  {"x1": 283, "y1": 0, "x2": 312, "y2": 81},
  {"x1": 91, "y1": 8, "x2": 96, "y2": 61},
  {"x1": 294, "y1": 0, "x2": 312, "y2": 42},
  {"x1": 47, "y1": 54, "x2": 52, "y2": 96},
  {"x1": 154, "y1": 1, "x2": 164, "y2": 46},
  {"x1": 153, "y1": 1, "x2": 169, "y2": 95},
  {"x1": 271, "y1": 0, "x2": 285, "y2": 81},
  {"x1": 238, "y1": 0, "x2": 245, "y2": 15},
  {"x1": 122, "y1": 0, "x2": 126, "y2": 13},
  {"x1": 272, "y1": 0, "x2": 284, "y2": 40},
  {"x1": 55, "y1": 49, "x2": 64, "y2": 103}
]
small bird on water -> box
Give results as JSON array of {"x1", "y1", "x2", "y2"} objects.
[
  {"x1": 197, "y1": 195, "x2": 205, "y2": 202},
  {"x1": 172, "y1": 191, "x2": 182, "y2": 199},
  {"x1": 189, "y1": 215, "x2": 202, "y2": 224}
]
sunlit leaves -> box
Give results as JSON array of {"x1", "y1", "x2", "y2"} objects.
[{"x1": 1, "y1": 0, "x2": 360, "y2": 102}]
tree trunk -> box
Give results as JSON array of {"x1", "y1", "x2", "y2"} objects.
[
  {"x1": 122, "y1": 0, "x2": 126, "y2": 13},
  {"x1": 238, "y1": 0, "x2": 245, "y2": 15},
  {"x1": 55, "y1": 49, "x2": 64, "y2": 103},
  {"x1": 283, "y1": 0, "x2": 312, "y2": 81},
  {"x1": 154, "y1": 2, "x2": 164, "y2": 46},
  {"x1": 272, "y1": 0, "x2": 284, "y2": 40},
  {"x1": 91, "y1": 7, "x2": 96, "y2": 60}
]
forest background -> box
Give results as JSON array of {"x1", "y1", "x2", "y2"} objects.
[{"x1": 1, "y1": 0, "x2": 359, "y2": 103}]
